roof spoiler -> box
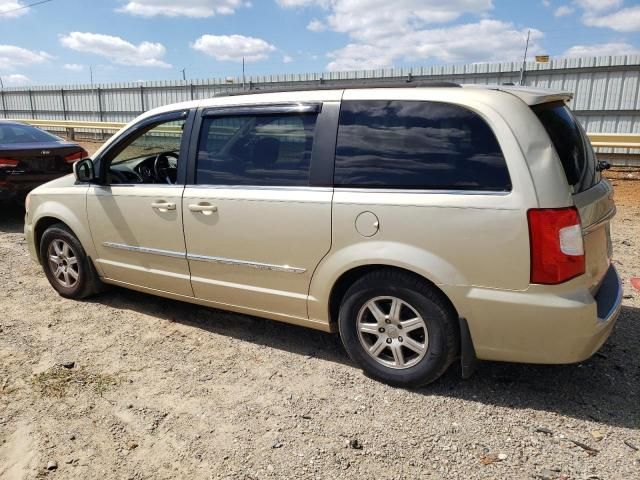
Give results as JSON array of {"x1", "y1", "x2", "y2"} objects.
[{"x1": 464, "y1": 85, "x2": 574, "y2": 106}]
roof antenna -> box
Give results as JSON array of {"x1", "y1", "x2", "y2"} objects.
[{"x1": 519, "y1": 29, "x2": 531, "y2": 86}]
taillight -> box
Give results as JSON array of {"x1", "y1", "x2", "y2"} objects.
[
  {"x1": 64, "y1": 149, "x2": 88, "y2": 163},
  {"x1": 0, "y1": 158, "x2": 19, "y2": 168},
  {"x1": 528, "y1": 207, "x2": 585, "y2": 285}
]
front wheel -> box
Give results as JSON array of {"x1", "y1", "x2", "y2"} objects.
[
  {"x1": 40, "y1": 224, "x2": 103, "y2": 299},
  {"x1": 338, "y1": 270, "x2": 458, "y2": 387}
]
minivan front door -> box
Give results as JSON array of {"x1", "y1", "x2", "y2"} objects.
[
  {"x1": 182, "y1": 103, "x2": 338, "y2": 320},
  {"x1": 87, "y1": 112, "x2": 193, "y2": 297}
]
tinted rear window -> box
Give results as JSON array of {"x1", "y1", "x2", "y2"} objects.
[
  {"x1": 0, "y1": 123, "x2": 60, "y2": 145},
  {"x1": 196, "y1": 113, "x2": 316, "y2": 187},
  {"x1": 334, "y1": 100, "x2": 511, "y2": 191},
  {"x1": 532, "y1": 102, "x2": 599, "y2": 193}
]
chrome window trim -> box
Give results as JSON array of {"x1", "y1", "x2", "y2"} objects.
[
  {"x1": 185, "y1": 185, "x2": 332, "y2": 192},
  {"x1": 102, "y1": 242, "x2": 306, "y2": 274},
  {"x1": 202, "y1": 102, "x2": 321, "y2": 117},
  {"x1": 95, "y1": 184, "x2": 185, "y2": 189},
  {"x1": 333, "y1": 187, "x2": 511, "y2": 196}
]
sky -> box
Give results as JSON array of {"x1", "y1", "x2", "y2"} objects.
[{"x1": 1, "y1": 0, "x2": 640, "y2": 87}]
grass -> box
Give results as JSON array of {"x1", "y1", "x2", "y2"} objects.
[{"x1": 31, "y1": 365, "x2": 118, "y2": 397}]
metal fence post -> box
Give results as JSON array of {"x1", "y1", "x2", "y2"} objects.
[
  {"x1": 97, "y1": 87, "x2": 105, "y2": 140},
  {"x1": 61, "y1": 88, "x2": 67, "y2": 120},
  {"x1": 0, "y1": 90, "x2": 6, "y2": 119},
  {"x1": 28, "y1": 89, "x2": 35, "y2": 119},
  {"x1": 140, "y1": 85, "x2": 145, "y2": 113},
  {"x1": 190, "y1": 82, "x2": 194, "y2": 101},
  {"x1": 97, "y1": 87, "x2": 103, "y2": 121}
]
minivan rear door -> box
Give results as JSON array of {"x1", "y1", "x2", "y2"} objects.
[
  {"x1": 532, "y1": 102, "x2": 615, "y2": 291},
  {"x1": 182, "y1": 101, "x2": 339, "y2": 320}
]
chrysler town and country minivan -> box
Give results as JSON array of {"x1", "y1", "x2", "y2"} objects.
[{"x1": 24, "y1": 84, "x2": 622, "y2": 386}]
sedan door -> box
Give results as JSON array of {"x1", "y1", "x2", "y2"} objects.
[
  {"x1": 87, "y1": 110, "x2": 194, "y2": 297},
  {"x1": 182, "y1": 102, "x2": 339, "y2": 321}
]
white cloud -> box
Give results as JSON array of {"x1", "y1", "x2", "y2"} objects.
[
  {"x1": 1, "y1": 73, "x2": 31, "y2": 86},
  {"x1": 117, "y1": 0, "x2": 246, "y2": 17},
  {"x1": 63, "y1": 63, "x2": 85, "y2": 72},
  {"x1": 282, "y1": 54, "x2": 293, "y2": 63},
  {"x1": 277, "y1": 0, "x2": 539, "y2": 70},
  {"x1": 564, "y1": 42, "x2": 640, "y2": 57},
  {"x1": 573, "y1": 0, "x2": 622, "y2": 13},
  {"x1": 276, "y1": 0, "x2": 329, "y2": 6},
  {"x1": 326, "y1": 20, "x2": 542, "y2": 71},
  {"x1": 307, "y1": 18, "x2": 326, "y2": 32},
  {"x1": 0, "y1": 1, "x2": 29, "y2": 18},
  {"x1": 554, "y1": 5, "x2": 574, "y2": 16},
  {"x1": 191, "y1": 34, "x2": 276, "y2": 62},
  {"x1": 582, "y1": 5, "x2": 640, "y2": 32},
  {"x1": 542, "y1": 0, "x2": 551, "y2": 7},
  {"x1": 0, "y1": 45, "x2": 52, "y2": 71},
  {"x1": 59, "y1": 32, "x2": 171, "y2": 68},
  {"x1": 280, "y1": 0, "x2": 493, "y2": 39}
]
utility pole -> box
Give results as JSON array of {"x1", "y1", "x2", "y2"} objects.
[
  {"x1": 519, "y1": 29, "x2": 531, "y2": 86},
  {"x1": 242, "y1": 57, "x2": 245, "y2": 90}
]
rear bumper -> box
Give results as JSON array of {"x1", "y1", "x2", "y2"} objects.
[{"x1": 461, "y1": 265, "x2": 623, "y2": 364}]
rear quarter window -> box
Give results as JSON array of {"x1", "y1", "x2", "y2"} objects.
[
  {"x1": 532, "y1": 101, "x2": 600, "y2": 193},
  {"x1": 334, "y1": 100, "x2": 511, "y2": 191}
]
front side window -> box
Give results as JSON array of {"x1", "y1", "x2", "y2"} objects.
[
  {"x1": 196, "y1": 113, "x2": 317, "y2": 187},
  {"x1": 334, "y1": 100, "x2": 511, "y2": 191},
  {"x1": 107, "y1": 119, "x2": 185, "y2": 185}
]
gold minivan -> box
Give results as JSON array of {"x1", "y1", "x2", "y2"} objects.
[{"x1": 24, "y1": 85, "x2": 622, "y2": 386}]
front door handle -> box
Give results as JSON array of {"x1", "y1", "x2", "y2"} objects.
[
  {"x1": 188, "y1": 203, "x2": 218, "y2": 215},
  {"x1": 151, "y1": 201, "x2": 176, "y2": 212}
]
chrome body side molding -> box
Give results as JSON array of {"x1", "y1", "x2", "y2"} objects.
[
  {"x1": 103, "y1": 242, "x2": 186, "y2": 259},
  {"x1": 187, "y1": 253, "x2": 306, "y2": 274},
  {"x1": 102, "y1": 242, "x2": 306, "y2": 274}
]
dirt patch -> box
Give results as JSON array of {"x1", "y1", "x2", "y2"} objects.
[{"x1": 0, "y1": 181, "x2": 638, "y2": 479}]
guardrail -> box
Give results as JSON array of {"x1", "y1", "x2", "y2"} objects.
[{"x1": 7, "y1": 119, "x2": 640, "y2": 163}]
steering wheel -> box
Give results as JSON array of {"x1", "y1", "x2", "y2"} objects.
[{"x1": 153, "y1": 151, "x2": 179, "y2": 184}]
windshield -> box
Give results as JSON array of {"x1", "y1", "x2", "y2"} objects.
[
  {"x1": 532, "y1": 101, "x2": 600, "y2": 193},
  {"x1": 0, "y1": 123, "x2": 62, "y2": 145}
]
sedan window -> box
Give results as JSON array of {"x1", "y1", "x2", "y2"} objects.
[{"x1": 0, "y1": 123, "x2": 62, "y2": 144}]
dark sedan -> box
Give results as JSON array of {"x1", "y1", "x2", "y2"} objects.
[{"x1": 0, "y1": 120, "x2": 88, "y2": 203}]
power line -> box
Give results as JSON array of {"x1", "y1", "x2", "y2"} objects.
[{"x1": 0, "y1": 0, "x2": 55, "y2": 16}]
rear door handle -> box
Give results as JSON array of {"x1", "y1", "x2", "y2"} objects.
[
  {"x1": 151, "y1": 201, "x2": 176, "y2": 212},
  {"x1": 188, "y1": 203, "x2": 218, "y2": 215}
]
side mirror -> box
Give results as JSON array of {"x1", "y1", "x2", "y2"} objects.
[{"x1": 73, "y1": 158, "x2": 96, "y2": 183}]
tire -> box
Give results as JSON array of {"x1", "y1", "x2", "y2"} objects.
[
  {"x1": 39, "y1": 224, "x2": 104, "y2": 299},
  {"x1": 338, "y1": 270, "x2": 458, "y2": 387}
]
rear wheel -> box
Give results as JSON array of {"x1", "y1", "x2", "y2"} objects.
[
  {"x1": 40, "y1": 224, "x2": 103, "y2": 299},
  {"x1": 338, "y1": 270, "x2": 458, "y2": 387}
]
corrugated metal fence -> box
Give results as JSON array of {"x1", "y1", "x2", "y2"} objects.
[{"x1": 2, "y1": 55, "x2": 640, "y2": 159}]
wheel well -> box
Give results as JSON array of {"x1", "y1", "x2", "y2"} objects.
[
  {"x1": 328, "y1": 265, "x2": 459, "y2": 329},
  {"x1": 33, "y1": 217, "x2": 72, "y2": 263}
]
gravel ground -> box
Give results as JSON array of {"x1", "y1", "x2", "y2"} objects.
[{"x1": 0, "y1": 176, "x2": 638, "y2": 480}]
